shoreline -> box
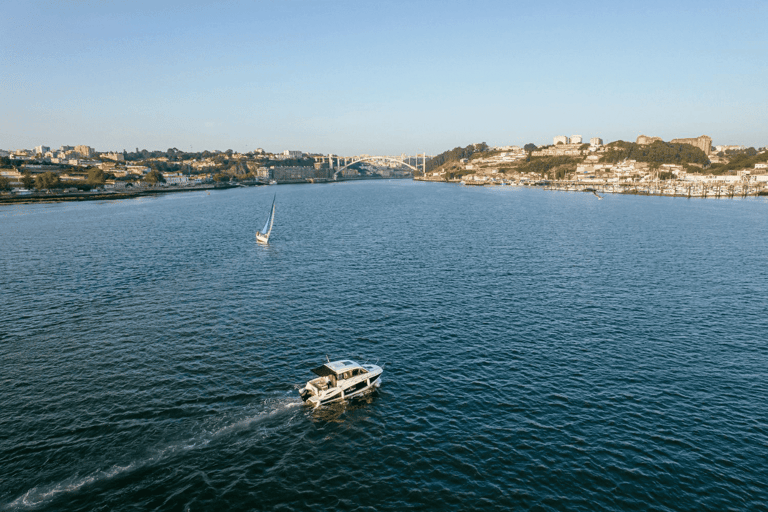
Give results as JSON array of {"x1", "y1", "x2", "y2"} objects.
[
  {"x1": 415, "y1": 177, "x2": 767, "y2": 198},
  {"x1": 0, "y1": 183, "x2": 243, "y2": 205},
  {"x1": 4, "y1": 176, "x2": 765, "y2": 205},
  {"x1": 0, "y1": 175, "x2": 413, "y2": 205}
]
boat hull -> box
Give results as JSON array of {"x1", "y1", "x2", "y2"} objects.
[{"x1": 304, "y1": 379, "x2": 381, "y2": 407}]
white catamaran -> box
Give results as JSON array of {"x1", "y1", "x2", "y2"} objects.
[{"x1": 256, "y1": 195, "x2": 275, "y2": 244}]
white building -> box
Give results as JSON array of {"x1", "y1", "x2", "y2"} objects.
[
  {"x1": 163, "y1": 172, "x2": 189, "y2": 185},
  {"x1": 553, "y1": 136, "x2": 569, "y2": 145},
  {"x1": 75, "y1": 145, "x2": 94, "y2": 157},
  {"x1": 714, "y1": 145, "x2": 745, "y2": 153},
  {"x1": 571, "y1": 135, "x2": 582, "y2": 145},
  {"x1": 590, "y1": 137, "x2": 603, "y2": 146},
  {"x1": 103, "y1": 152, "x2": 125, "y2": 162},
  {"x1": 34, "y1": 145, "x2": 50, "y2": 155},
  {"x1": 283, "y1": 150, "x2": 303, "y2": 159}
]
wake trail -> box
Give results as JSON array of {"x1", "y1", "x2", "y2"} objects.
[{"x1": 5, "y1": 398, "x2": 303, "y2": 510}]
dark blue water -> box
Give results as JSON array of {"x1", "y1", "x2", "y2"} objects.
[{"x1": 2, "y1": 181, "x2": 767, "y2": 511}]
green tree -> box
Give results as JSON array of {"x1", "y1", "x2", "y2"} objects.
[
  {"x1": 0, "y1": 176, "x2": 11, "y2": 191},
  {"x1": 35, "y1": 171, "x2": 61, "y2": 191},
  {"x1": 21, "y1": 171, "x2": 35, "y2": 189},
  {"x1": 523, "y1": 143, "x2": 537, "y2": 153},
  {"x1": 143, "y1": 169, "x2": 166, "y2": 185},
  {"x1": 87, "y1": 168, "x2": 106, "y2": 186},
  {"x1": 600, "y1": 140, "x2": 708, "y2": 166}
]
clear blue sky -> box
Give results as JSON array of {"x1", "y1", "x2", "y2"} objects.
[{"x1": 1, "y1": 0, "x2": 766, "y2": 155}]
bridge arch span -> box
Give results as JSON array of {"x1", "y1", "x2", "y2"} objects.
[{"x1": 337, "y1": 156, "x2": 420, "y2": 173}]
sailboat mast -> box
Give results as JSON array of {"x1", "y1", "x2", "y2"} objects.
[{"x1": 266, "y1": 195, "x2": 276, "y2": 235}]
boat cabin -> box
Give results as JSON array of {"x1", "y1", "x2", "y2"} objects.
[{"x1": 311, "y1": 360, "x2": 368, "y2": 385}]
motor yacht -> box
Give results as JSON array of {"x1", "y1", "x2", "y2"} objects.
[{"x1": 299, "y1": 359, "x2": 383, "y2": 407}]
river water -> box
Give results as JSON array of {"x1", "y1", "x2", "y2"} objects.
[{"x1": 1, "y1": 181, "x2": 767, "y2": 511}]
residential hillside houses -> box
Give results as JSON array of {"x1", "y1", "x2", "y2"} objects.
[{"x1": 421, "y1": 134, "x2": 768, "y2": 195}]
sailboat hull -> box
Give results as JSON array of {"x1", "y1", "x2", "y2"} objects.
[{"x1": 256, "y1": 233, "x2": 269, "y2": 244}]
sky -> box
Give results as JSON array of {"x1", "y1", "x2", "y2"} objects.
[{"x1": 1, "y1": 0, "x2": 766, "y2": 155}]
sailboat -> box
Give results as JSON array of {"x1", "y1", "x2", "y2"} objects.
[{"x1": 256, "y1": 195, "x2": 276, "y2": 244}]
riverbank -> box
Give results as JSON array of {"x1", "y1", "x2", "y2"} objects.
[
  {"x1": 0, "y1": 175, "x2": 413, "y2": 205},
  {"x1": 415, "y1": 176, "x2": 767, "y2": 198},
  {"x1": 0, "y1": 183, "x2": 242, "y2": 205}
]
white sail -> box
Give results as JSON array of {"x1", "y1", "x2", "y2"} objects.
[{"x1": 256, "y1": 195, "x2": 275, "y2": 244}]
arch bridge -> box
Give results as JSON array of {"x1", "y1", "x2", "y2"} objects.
[{"x1": 338, "y1": 155, "x2": 422, "y2": 173}]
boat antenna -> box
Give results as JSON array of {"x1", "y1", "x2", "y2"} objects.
[{"x1": 325, "y1": 354, "x2": 330, "y2": 363}]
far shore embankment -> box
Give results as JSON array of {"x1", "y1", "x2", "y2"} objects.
[
  {"x1": 414, "y1": 176, "x2": 768, "y2": 198},
  {"x1": 0, "y1": 175, "x2": 412, "y2": 205},
  {"x1": 0, "y1": 183, "x2": 240, "y2": 205}
]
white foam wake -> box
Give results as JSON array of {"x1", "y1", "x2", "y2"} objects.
[{"x1": 6, "y1": 398, "x2": 303, "y2": 509}]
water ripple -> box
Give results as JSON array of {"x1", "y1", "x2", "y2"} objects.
[{"x1": 2, "y1": 183, "x2": 768, "y2": 511}]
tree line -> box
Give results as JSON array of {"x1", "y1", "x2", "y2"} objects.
[
  {"x1": 425, "y1": 142, "x2": 489, "y2": 173},
  {"x1": 513, "y1": 155, "x2": 582, "y2": 178},
  {"x1": 599, "y1": 140, "x2": 709, "y2": 165}
]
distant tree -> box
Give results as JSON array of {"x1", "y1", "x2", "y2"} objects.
[
  {"x1": 0, "y1": 176, "x2": 11, "y2": 191},
  {"x1": 143, "y1": 170, "x2": 165, "y2": 185},
  {"x1": 523, "y1": 143, "x2": 537, "y2": 153},
  {"x1": 213, "y1": 173, "x2": 228, "y2": 183},
  {"x1": 87, "y1": 168, "x2": 106, "y2": 185},
  {"x1": 21, "y1": 171, "x2": 35, "y2": 189},
  {"x1": 35, "y1": 171, "x2": 61, "y2": 191}
]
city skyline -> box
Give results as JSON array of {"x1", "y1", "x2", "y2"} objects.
[{"x1": 2, "y1": 0, "x2": 766, "y2": 155}]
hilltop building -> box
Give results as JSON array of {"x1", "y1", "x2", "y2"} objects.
[
  {"x1": 75, "y1": 145, "x2": 94, "y2": 157},
  {"x1": 670, "y1": 135, "x2": 712, "y2": 156},
  {"x1": 590, "y1": 137, "x2": 603, "y2": 146},
  {"x1": 637, "y1": 135, "x2": 662, "y2": 145},
  {"x1": 103, "y1": 152, "x2": 125, "y2": 162},
  {"x1": 571, "y1": 135, "x2": 582, "y2": 145},
  {"x1": 554, "y1": 136, "x2": 569, "y2": 145}
]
